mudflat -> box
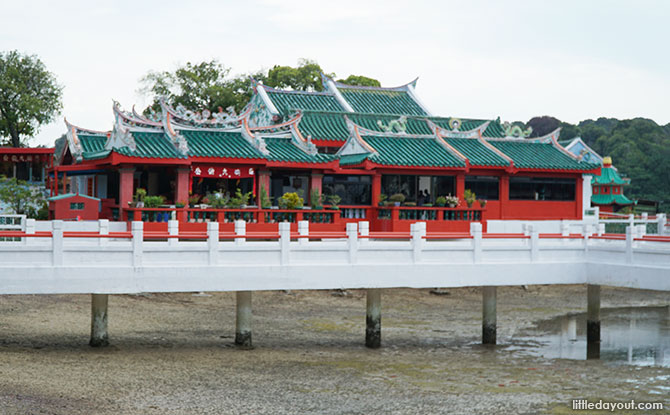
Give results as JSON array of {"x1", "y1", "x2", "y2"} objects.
[{"x1": 0, "y1": 285, "x2": 667, "y2": 414}]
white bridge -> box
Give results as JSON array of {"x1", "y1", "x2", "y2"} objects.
[{"x1": 1, "y1": 218, "x2": 669, "y2": 350}]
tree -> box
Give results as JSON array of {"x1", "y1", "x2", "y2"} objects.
[
  {"x1": 0, "y1": 177, "x2": 47, "y2": 218},
  {"x1": 0, "y1": 51, "x2": 63, "y2": 147},
  {"x1": 336, "y1": 75, "x2": 381, "y2": 87},
  {"x1": 526, "y1": 116, "x2": 561, "y2": 137},
  {"x1": 265, "y1": 59, "x2": 334, "y2": 92}
]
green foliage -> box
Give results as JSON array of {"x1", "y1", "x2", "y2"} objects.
[
  {"x1": 478, "y1": 199, "x2": 487, "y2": 208},
  {"x1": 389, "y1": 193, "x2": 406, "y2": 203},
  {"x1": 260, "y1": 184, "x2": 271, "y2": 209},
  {"x1": 265, "y1": 59, "x2": 333, "y2": 92},
  {"x1": 310, "y1": 188, "x2": 323, "y2": 209},
  {"x1": 134, "y1": 188, "x2": 146, "y2": 202},
  {"x1": 327, "y1": 194, "x2": 341, "y2": 207},
  {"x1": 378, "y1": 193, "x2": 388, "y2": 206},
  {"x1": 0, "y1": 50, "x2": 63, "y2": 147},
  {"x1": 435, "y1": 196, "x2": 446, "y2": 207},
  {"x1": 143, "y1": 195, "x2": 165, "y2": 208},
  {"x1": 336, "y1": 75, "x2": 381, "y2": 87},
  {"x1": 206, "y1": 191, "x2": 230, "y2": 208},
  {"x1": 464, "y1": 189, "x2": 476, "y2": 207},
  {"x1": 526, "y1": 116, "x2": 560, "y2": 137},
  {"x1": 228, "y1": 188, "x2": 252, "y2": 208},
  {"x1": 0, "y1": 177, "x2": 46, "y2": 217},
  {"x1": 279, "y1": 192, "x2": 304, "y2": 210}
]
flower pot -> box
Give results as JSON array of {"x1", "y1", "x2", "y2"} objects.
[{"x1": 394, "y1": 202, "x2": 400, "y2": 207}]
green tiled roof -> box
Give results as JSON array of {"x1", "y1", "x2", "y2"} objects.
[
  {"x1": 339, "y1": 88, "x2": 427, "y2": 116},
  {"x1": 181, "y1": 130, "x2": 263, "y2": 160},
  {"x1": 363, "y1": 136, "x2": 465, "y2": 168},
  {"x1": 489, "y1": 141, "x2": 598, "y2": 171},
  {"x1": 429, "y1": 117, "x2": 506, "y2": 138},
  {"x1": 592, "y1": 166, "x2": 627, "y2": 185},
  {"x1": 263, "y1": 137, "x2": 334, "y2": 164},
  {"x1": 116, "y1": 132, "x2": 186, "y2": 159},
  {"x1": 266, "y1": 90, "x2": 343, "y2": 114},
  {"x1": 592, "y1": 193, "x2": 633, "y2": 205},
  {"x1": 339, "y1": 153, "x2": 370, "y2": 166},
  {"x1": 78, "y1": 134, "x2": 105, "y2": 153},
  {"x1": 445, "y1": 138, "x2": 508, "y2": 167},
  {"x1": 297, "y1": 111, "x2": 433, "y2": 142}
]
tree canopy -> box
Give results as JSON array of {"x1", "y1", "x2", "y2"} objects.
[
  {"x1": 139, "y1": 59, "x2": 379, "y2": 115},
  {"x1": 0, "y1": 50, "x2": 63, "y2": 147},
  {"x1": 336, "y1": 75, "x2": 381, "y2": 87}
]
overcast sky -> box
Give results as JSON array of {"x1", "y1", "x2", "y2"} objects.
[{"x1": 2, "y1": 0, "x2": 669, "y2": 147}]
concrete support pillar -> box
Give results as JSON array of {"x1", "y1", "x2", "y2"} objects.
[
  {"x1": 587, "y1": 284, "x2": 600, "y2": 359},
  {"x1": 89, "y1": 294, "x2": 109, "y2": 347},
  {"x1": 310, "y1": 173, "x2": 323, "y2": 207},
  {"x1": 371, "y1": 174, "x2": 382, "y2": 207},
  {"x1": 235, "y1": 291, "x2": 252, "y2": 349},
  {"x1": 499, "y1": 175, "x2": 509, "y2": 219},
  {"x1": 482, "y1": 286, "x2": 497, "y2": 345},
  {"x1": 257, "y1": 169, "x2": 271, "y2": 208},
  {"x1": 366, "y1": 288, "x2": 381, "y2": 349},
  {"x1": 456, "y1": 173, "x2": 465, "y2": 201}
]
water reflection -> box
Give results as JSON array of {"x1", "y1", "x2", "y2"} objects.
[{"x1": 512, "y1": 306, "x2": 670, "y2": 367}]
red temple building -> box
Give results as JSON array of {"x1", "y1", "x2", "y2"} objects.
[
  {"x1": 591, "y1": 157, "x2": 633, "y2": 213},
  {"x1": 52, "y1": 76, "x2": 600, "y2": 231}
]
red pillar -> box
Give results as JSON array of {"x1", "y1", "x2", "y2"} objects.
[
  {"x1": 499, "y1": 175, "x2": 510, "y2": 219},
  {"x1": 119, "y1": 167, "x2": 135, "y2": 219},
  {"x1": 575, "y1": 175, "x2": 583, "y2": 219},
  {"x1": 371, "y1": 174, "x2": 382, "y2": 206},
  {"x1": 175, "y1": 167, "x2": 190, "y2": 205},
  {"x1": 310, "y1": 173, "x2": 323, "y2": 206},
  {"x1": 456, "y1": 173, "x2": 465, "y2": 200},
  {"x1": 257, "y1": 169, "x2": 271, "y2": 207}
]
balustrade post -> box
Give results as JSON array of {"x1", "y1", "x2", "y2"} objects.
[
  {"x1": 89, "y1": 294, "x2": 109, "y2": 347},
  {"x1": 168, "y1": 220, "x2": 179, "y2": 246},
  {"x1": 298, "y1": 220, "x2": 309, "y2": 245},
  {"x1": 234, "y1": 220, "x2": 246, "y2": 245},
  {"x1": 257, "y1": 208, "x2": 265, "y2": 224},
  {"x1": 470, "y1": 222, "x2": 482, "y2": 263},
  {"x1": 208, "y1": 222, "x2": 219, "y2": 265},
  {"x1": 52, "y1": 220, "x2": 63, "y2": 266},
  {"x1": 560, "y1": 220, "x2": 569, "y2": 237},
  {"x1": 529, "y1": 225, "x2": 539, "y2": 262},
  {"x1": 657, "y1": 213, "x2": 666, "y2": 236},
  {"x1": 628, "y1": 213, "x2": 635, "y2": 230},
  {"x1": 597, "y1": 223, "x2": 605, "y2": 236},
  {"x1": 24, "y1": 218, "x2": 35, "y2": 246},
  {"x1": 522, "y1": 223, "x2": 530, "y2": 237},
  {"x1": 131, "y1": 221, "x2": 143, "y2": 267},
  {"x1": 279, "y1": 222, "x2": 291, "y2": 265},
  {"x1": 98, "y1": 219, "x2": 109, "y2": 247},
  {"x1": 636, "y1": 224, "x2": 646, "y2": 239},
  {"x1": 359, "y1": 221, "x2": 369, "y2": 246},
  {"x1": 346, "y1": 222, "x2": 358, "y2": 264},
  {"x1": 411, "y1": 222, "x2": 426, "y2": 263},
  {"x1": 625, "y1": 226, "x2": 633, "y2": 264}
]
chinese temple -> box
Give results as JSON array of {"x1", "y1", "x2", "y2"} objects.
[
  {"x1": 52, "y1": 75, "x2": 600, "y2": 231},
  {"x1": 591, "y1": 156, "x2": 633, "y2": 213}
]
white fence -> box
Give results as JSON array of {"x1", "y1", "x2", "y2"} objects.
[{"x1": 0, "y1": 219, "x2": 669, "y2": 295}]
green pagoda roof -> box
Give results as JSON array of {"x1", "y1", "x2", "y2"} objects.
[
  {"x1": 592, "y1": 165, "x2": 628, "y2": 185},
  {"x1": 348, "y1": 135, "x2": 466, "y2": 168},
  {"x1": 182, "y1": 130, "x2": 263, "y2": 160},
  {"x1": 489, "y1": 141, "x2": 598, "y2": 171},
  {"x1": 338, "y1": 87, "x2": 427, "y2": 116},
  {"x1": 263, "y1": 137, "x2": 334, "y2": 164},
  {"x1": 265, "y1": 89, "x2": 343, "y2": 114},
  {"x1": 592, "y1": 193, "x2": 633, "y2": 205},
  {"x1": 445, "y1": 138, "x2": 509, "y2": 167}
]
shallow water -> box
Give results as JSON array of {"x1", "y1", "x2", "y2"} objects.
[{"x1": 510, "y1": 306, "x2": 670, "y2": 367}]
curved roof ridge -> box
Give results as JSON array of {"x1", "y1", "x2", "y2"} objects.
[
  {"x1": 259, "y1": 82, "x2": 335, "y2": 96},
  {"x1": 333, "y1": 77, "x2": 418, "y2": 91}
]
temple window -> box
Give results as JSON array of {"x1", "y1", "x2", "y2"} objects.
[
  {"x1": 509, "y1": 177, "x2": 576, "y2": 201},
  {"x1": 381, "y1": 175, "x2": 455, "y2": 205},
  {"x1": 465, "y1": 176, "x2": 500, "y2": 200},
  {"x1": 323, "y1": 175, "x2": 371, "y2": 205}
]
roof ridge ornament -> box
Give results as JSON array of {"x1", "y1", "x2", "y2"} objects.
[
  {"x1": 106, "y1": 112, "x2": 138, "y2": 152},
  {"x1": 377, "y1": 116, "x2": 407, "y2": 134},
  {"x1": 240, "y1": 118, "x2": 270, "y2": 156},
  {"x1": 160, "y1": 101, "x2": 189, "y2": 155},
  {"x1": 335, "y1": 117, "x2": 377, "y2": 157},
  {"x1": 427, "y1": 119, "x2": 482, "y2": 139},
  {"x1": 63, "y1": 118, "x2": 84, "y2": 163},
  {"x1": 502, "y1": 121, "x2": 533, "y2": 138}
]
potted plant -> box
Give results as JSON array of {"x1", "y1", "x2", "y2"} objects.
[
  {"x1": 134, "y1": 188, "x2": 147, "y2": 208},
  {"x1": 478, "y1": 199, "x2": 487, "y2": 208},
  {"x1": 280, "y1": 192, "x2": 304, "y2": 210},
  {"x1": 445, "y1": 194, "x2": 459, "y2": 208},
  {"x1": 404, "y1": 202, "x2": 417, "y2": 207},
  {"x1": 389, "y1": 193, "x2": 405, "y2": 207},
  {"x1": 436, "y1": 196, "x2": 446, "y2": 207},
  {"x1": 464, "y1": 189, "x2": 476, "y2": 208},
  {"x1": 327, "y1": 194, "x2": 341, "y2": 210},
  {"x1": 175, "y1": 201, "x2": 185, "y2": 208},
  {"x1": 200, "y1": 197, "x2": 210, "y2": 208},
  {"x1": 310, "y1": 188, "x2": 323, "y2": 210},
  {"x1": 378, "y1": 193, "x2": 388, "y2": 206},
  {"x1": 229, "y1": 189, "x2": 252, "y2": 209},
  {"x1": 188, "y1": 195, "x2": 200, "y2": 208},
  {"x1": 144, "y1": 195, "x2": 165, "y2": 208}
]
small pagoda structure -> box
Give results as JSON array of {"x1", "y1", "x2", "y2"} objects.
[{"x1": 591, "y1": 157, "x2": 633, "y2": 213}]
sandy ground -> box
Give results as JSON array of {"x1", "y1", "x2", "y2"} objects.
[{"x1": 0, "y1": 285, "x2": 668, "y2": 414}]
